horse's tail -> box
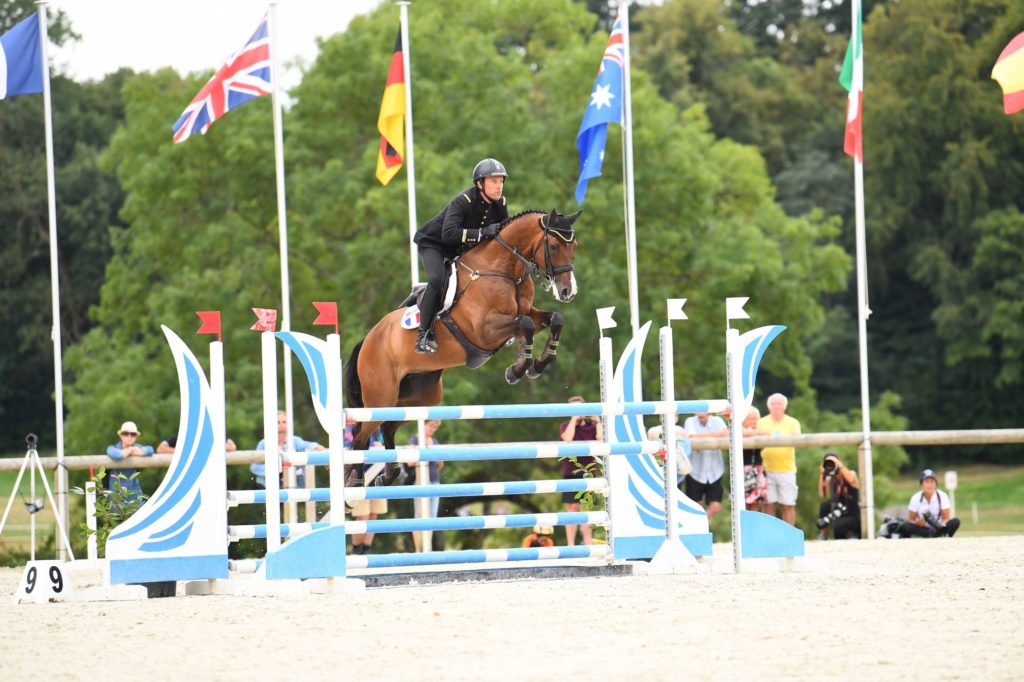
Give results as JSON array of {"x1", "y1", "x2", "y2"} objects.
[{"x1": 345, "y1": 339, "x2": 365, "y2": 409}]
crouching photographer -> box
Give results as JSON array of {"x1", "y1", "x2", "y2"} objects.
[
  {"x1": 816, "y1": 452, "x2": 861, "y2": 540},
  {"x1": 899, "y1": 469, "x2": 960, "y2": 538}
]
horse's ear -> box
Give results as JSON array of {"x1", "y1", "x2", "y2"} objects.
[
  {"x1": 565, "y1": 209, "x2": 583, "y2": 226},
  {"x1": 547, "y1": 208, "x2": 558, "y2": 225}
]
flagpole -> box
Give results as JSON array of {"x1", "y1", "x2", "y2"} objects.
[
  {"x1": 398, "y1": 1, "x2": 419, "y2": 286},
  {"x1": 851, "y1": 0, "x2": 875, "y2": 539},
  {"x1": 36, "y1": 1, "x2": 69, "y2": 561},
  {"x1": 620, "y1": 2, "x2": 640, "y2": 334},
  {"x1": 396, "y1": 1, "x2": 430, "y2": 551},
  {"x1": 268, "y1": 2, "x2": 296, "y2": 520}
]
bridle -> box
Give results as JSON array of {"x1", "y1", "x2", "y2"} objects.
[{"x1": 492, "y1": 215, "x2": 575, "y2": 287}]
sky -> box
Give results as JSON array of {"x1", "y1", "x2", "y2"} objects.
[{"x1": 47, "y1": 0, "x2": 384, "y2": 90}]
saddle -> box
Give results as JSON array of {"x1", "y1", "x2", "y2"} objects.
[{"x1": 398, "y1": 260, "x2": 512, "y2": 369}]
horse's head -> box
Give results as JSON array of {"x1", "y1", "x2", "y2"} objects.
[{"x1": 537, "y1": 208, "x2": 581, "y2": 303}]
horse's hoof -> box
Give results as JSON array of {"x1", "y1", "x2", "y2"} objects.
[
  {"x1": 505, "y1": 366, "x2": 522, "y2": 385},
  {"x1": 526, "y1": 368, "x2": 541, "y2": 380}
]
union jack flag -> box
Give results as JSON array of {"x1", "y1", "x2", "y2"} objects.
[
  {"x1": 598, "y1": 13, "x2": 624, "y2": 73},
  {"x1": 172, "y1": 14, "x2": 272, "y2": 144}
]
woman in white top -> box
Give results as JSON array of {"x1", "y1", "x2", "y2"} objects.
[{"x1": 901, "y1": 469, "x2": 960, "y2": 537}]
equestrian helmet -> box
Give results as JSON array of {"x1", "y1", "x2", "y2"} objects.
[{"x1": 472, "y1": 158, "x2": 508, "y2": 183}]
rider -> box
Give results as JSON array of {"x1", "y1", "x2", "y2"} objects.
[{"x1": 412, "y1": 158, "x2": 510, "y2": 354}]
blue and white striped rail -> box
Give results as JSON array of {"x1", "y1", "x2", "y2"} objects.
[
  {"x1": 349, "y1": 544, "x2": 611, "y2": 569},
  {"x1": 344, "y1": 399, "x2": 728, "y2": 423},
  {"x1": 284, "y1": 440, "x2": 662, "y2": 466},
  {"x1": 228, "y1": 477, "x2": 608, "y2": 506},
  {"x1": 228, "y1": 511, "x2": 609, "y2": 540},
  {"x1": 229, "y1": 544, "x2": 611, "y2": 572}
]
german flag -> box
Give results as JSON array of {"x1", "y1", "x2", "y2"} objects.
[
  {"x1": 376, "y1": 28, "x2": 405, "y2": 185},
  {"x1": 992, "y1": 31, "x2": 1024, "y2": 115}
]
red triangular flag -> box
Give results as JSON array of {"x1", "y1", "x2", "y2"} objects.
[
  {"x1": 196, "y1": 311, "x2": 222, "y2": 341},
  {"x1": 251, "y1": 308, "x2": 278, "y2": 332},
  {"x1": 312, "y1": 301, "x2": 339, "y2": 334}
]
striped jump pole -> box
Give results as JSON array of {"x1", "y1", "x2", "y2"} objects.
[{"x1": 343, "y1": 399, "x2": 729, "y2": 424}]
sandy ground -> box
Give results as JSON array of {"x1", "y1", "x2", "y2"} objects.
[{"x1": 1, "y1": 535, "x2": 1022, "y2": 681}]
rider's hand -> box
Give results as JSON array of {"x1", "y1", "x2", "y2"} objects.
[{"x1": 480, "y1": 223, "x2": 501, "y2": 240}]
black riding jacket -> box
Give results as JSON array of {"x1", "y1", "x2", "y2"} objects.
[{"x1": 414, "y1": 186, "x2": 509, "y2": 259}]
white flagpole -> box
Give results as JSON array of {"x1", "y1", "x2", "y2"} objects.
[
  {"x1": 268, "y1": 2, "x2": 296, "y2": 522},
  {"x1": 620, "y1": 2, "x2": 640, "y2": 334},
  {"x1": 398, "y1": 1, "x2": 419, "y2": 286},
  {"x1": 851, "y1": 0, "x2": 875, "y2": 539},
  {"x1": 397, "y1": 1, "x2": 430, "y2": 551},
  {"x1": 36, "y1": 1, "x2": 69, "y2": 561}
]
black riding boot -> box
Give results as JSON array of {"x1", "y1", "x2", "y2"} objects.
[{"x1": 415, "y1": 286, "x2": 440, "y2": 354}]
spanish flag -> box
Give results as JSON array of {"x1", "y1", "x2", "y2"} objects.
[
  {"x1": 376, "y1": 28, "x2": 405, "y2": 185},
  {"x1": 992, "y1": 31, "x2": 1024, "y2": 115}
]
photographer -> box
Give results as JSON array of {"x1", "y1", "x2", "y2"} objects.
[
  {"x1": 816, "y1": 452, "x2": 861, "y2": 540},
  {"x1": 901, "y1": 469, "x2": 960, "y2": 538},
  {"x1": 559, "y1": 396, "x2": 603, "y2": 546}
]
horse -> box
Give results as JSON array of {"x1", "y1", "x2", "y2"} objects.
[{"x1": 344, "y1": 208, "x2": 581, "y2": 485}]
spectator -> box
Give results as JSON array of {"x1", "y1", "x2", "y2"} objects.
[
  {"x1": 647, "y1": 414, "x2": 691, "y2": 488},
  {"x1": 157, "y1": 434, "x2": 237, "y2": 454},
  {"x1": 252, "y1": 411, "x2": 325, "y2": 488},
  {"x1": 350, "y1": 438, "x2": 387, "y2": 555},
  {"x1": 682, "y1": 412, "x2": 729, "y2": 519},
  {"x1": 757, "y1": 393, "x2": 801, "y2": 525},
  {"x1": 523, "y1": 524, "x2": 555, "y2": 548},
  {"x1": 559, "y1": 396, "x2": 603, "y2": 546},
  {"x1": 741, "y1": 407, "x2": 769, "y2": 511},
  {"x1": 900, "y1": 469, "x2": 961, "y2": 538},
  {"x1": 105, "y1": 420, "x2": 154, "y2": 498},
  {"x1": 815, "y1": 452, "x2": 861, "y2": 540}
]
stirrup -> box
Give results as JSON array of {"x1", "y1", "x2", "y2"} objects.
[{"x1": 415, "y1": 329, "x2": 438, "y2": 354}]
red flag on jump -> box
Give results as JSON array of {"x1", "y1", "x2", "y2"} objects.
[
  {"x1": 250, "y1": 308, "x2": 277, "y2": 332},
  {"x1": 196, "y1": 311, "x2": 222, "y2": 341},
  {"x1": 311, "y1": 301, "x2": 339, "y2": 334}
]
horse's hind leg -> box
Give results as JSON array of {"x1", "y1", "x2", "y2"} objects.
[
  {"x1": 529, "y1": 310, "x2": 563, "y2": 379},
  {"x1": 373, "y1": 420, "x2": 410, "y2": 486},
  {"x1": 505, "y1": 316, "x2": 536, "y2": 385}
]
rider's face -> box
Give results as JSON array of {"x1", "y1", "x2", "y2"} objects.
[{"x1": 480, "y1": 175, "x2": 504, "y2": 202}]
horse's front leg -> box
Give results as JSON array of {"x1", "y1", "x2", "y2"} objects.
[
  {"x1": 527, "y1": 309, "x2": 562, "y2": 379},
  {"x1": 504, "y1": 315, "x2": 536, "y2": 385}
]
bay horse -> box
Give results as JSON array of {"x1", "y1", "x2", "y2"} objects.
[{"x1": 345, "y1": 208, "x2": 581, "y2": 485}]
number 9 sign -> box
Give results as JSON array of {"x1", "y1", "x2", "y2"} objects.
[{"x1": 14, "y1": 561, "x2": 75, "y2": 604}]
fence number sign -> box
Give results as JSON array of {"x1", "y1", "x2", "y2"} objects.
[{"x1": 13, "y1": 561, "x2": 74, "y2": 604}]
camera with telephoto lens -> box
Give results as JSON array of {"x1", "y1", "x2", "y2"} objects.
[
  {"x1": 922, "y1": 511, "x2": 945, "y2": 532},
  {"x1": 26, "y1": 433, "x2": 38, "y2": 448},
  {"x1": 816, "y1": 501, "x2": 848, "y2": 529},
  {"x1": 822, "y1": 457, "x2": 838, "y2": 481}
]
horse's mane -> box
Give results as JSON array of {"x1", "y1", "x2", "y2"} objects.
[{"x1": 498, "y1": 209, "x2": 546, "y2": 227}]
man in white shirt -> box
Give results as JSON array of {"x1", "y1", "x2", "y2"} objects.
[
  {"x1": 682, "y1": 412, "x2": 728, "y2": 518},
  {"x1": 902, "y1": 468, "x2": 960, "y2": 537}
]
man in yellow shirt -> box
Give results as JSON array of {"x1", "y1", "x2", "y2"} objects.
[{"x1": 757, "y1": 393, "x2": 801, "y2": 525}]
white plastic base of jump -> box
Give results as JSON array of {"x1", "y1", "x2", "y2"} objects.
[{"x1": 643, "y1": 539, "x2": 700, "y2": 575}]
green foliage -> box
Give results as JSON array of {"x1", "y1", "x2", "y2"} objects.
[{"x1": 70, "y1": 467, "x2": 147, "y2": 556}]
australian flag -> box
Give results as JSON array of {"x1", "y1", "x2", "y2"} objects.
[
  {"x1": 575, "y1": 12, "x2": 624, "y2": 204},
  {"x1": 172, "y1": 14, "x2": 272, "y2": 144}
]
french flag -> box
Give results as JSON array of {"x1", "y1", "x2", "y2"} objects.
[{"x1": 0, "y1": 12, "x2": 44, "y2": 100}]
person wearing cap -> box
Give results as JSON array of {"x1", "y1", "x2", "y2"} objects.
[
  {"x1": 412, "y1": 158, "x2": 510, "y2": 354},
  {"x1": 559, "y1": 396, "x2": 603, "y2": 546},
  {"x1": 901, "y1": 469, "x2": 960, "y2": 538},
  {"x1": 105, "y1": 420, "x2": 154, "y2": 497}
]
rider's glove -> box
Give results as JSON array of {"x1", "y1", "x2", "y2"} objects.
[{"x1": 480, "y1": 223, "x2": 501, "y2": 240}]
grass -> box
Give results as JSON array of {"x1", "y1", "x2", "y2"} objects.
[{"x1": 888, "y1": 465, "x2": 1024, "y2": 536}]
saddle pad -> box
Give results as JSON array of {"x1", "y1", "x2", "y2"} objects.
[{"x1": 401, "y1": 265, "x2": 459, "y2": 330}]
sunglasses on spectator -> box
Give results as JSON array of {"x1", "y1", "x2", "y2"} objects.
[{"x1": 120, "y1": 431, "x2": 139, "y2": 437}]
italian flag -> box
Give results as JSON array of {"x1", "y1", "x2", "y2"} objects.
[{"x1": 839, "y1": 2, "x2": 863, "y2": 162}]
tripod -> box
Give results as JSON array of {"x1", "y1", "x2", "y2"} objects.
[{"x1": 0, "y1": 434, "x2": 75, "y2": 561}]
